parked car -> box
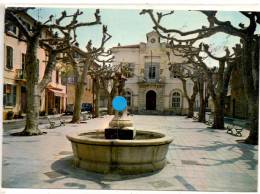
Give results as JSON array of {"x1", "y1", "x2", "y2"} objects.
[
  {"x1": 64, "y1": 103, "x2": 93, "y2": 115},
  {"x1": 81, "y1": 103, "x2": 93, "y2": 112}
]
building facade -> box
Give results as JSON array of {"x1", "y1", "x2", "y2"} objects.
[
  {"x1": 61, "y1": 49, "x2": 98, "y2": 109},
  {"x1": 3, "y1": 12, "x2": 66, "y2": 119},
  {"x1": 65, "y1": 75, "x2": 94, "y2": 106},
  {"x1": 111, "y1": 31, "x2": 197, "y2": 115}
]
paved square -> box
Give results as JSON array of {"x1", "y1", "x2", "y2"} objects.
[{"x1": 2, "y1": 115, "x2": 258, "y2": 191}]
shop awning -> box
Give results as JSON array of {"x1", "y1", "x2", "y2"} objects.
[{"x1": 48, "y1": 88, "x2": 67, "y2": 97}]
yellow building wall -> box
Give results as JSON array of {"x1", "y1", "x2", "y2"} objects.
[
  {"x1": 3, "y1": 32, "x2": 67, "y2": 119},
  {"x1": 67, "y1": 86, "x2": 93, "y2": 105},
  {"x1": 67, "y1": 76, "x2": 94, "y2": 105}
]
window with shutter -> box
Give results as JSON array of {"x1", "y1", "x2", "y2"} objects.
[
  {"x1": 145, "y1": 62, "x2": 160, "y2": 81},
  {"x1": 130, "y1": 63, "x2": 135, "y2": 74},
  {"x1": 3, "y1": 84, "x2": 16, "y2": 106},
  {"x1": 149, "y1": 66, "x2": 156, "y2": 79},
  {"x1": 6, "y1": 46, "x2": 13, "y2": 69}
]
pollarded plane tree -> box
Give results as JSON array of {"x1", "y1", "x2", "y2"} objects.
[
  {"x1": 167, "y1": 45, "x2": 210, "y2": 122},
  {"x1": 5, "y1": 8, "x2": 101, "y2": 135},
  {"x1": 166, "y1": 50, "x2": 199, "y2": 118},
  {"x1": 196, "y1": 70, "x2": 211, "y2": 123},
  {"x1": 200, "y1": 43, "x2": 241, "y2": 129},
  {"x1": 168, "y1": 42, "x2": 236, "y2": 125},
  {"x1": 168, "y1": 40, "x2": 237, "y2": 129},
  {"x1": 98, "y1": 61, "x2": 133, "y2": 115},
  {"x1": 141, "y1": 9, "x2": 259, "y2": 145},
  {"x1": 114, "y1": 62, "x2": 135, "y2": 96},
  {"x1": 88, "y1": 50, "x2": 114, "y2": 118},
  {"x1": 65, "y1": 25, "x2": 112, "y2": 123},
  {"x1": 99, "y1": 61, "x2": 117, "y2": 115}
]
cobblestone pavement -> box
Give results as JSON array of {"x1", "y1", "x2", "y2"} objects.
[{"x1": 2, "y1": 115, "x2": 258, "y2": 191}]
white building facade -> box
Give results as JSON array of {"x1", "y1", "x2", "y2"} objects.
[{"x1": 111, "y1": 31, "x2": 197, "y2": 115}]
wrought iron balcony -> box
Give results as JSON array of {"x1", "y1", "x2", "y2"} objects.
[
  {"x1": 138, "y1": 76, "x2": 166, "y2": 84},
  {"x1": 16, "y1": 69, "x2": 26, "y2": 80}
]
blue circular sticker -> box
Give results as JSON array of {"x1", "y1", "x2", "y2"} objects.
[{"x1": 112, "y1": 96, "x2": 127, "y2": 112}]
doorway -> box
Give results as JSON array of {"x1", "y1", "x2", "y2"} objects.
[
  {"x1": 146, "y1": 90, "x2": 156, "y2": 110},
  {"x1": 55, "y1": 96, "x2": 61, "y2": 114}
]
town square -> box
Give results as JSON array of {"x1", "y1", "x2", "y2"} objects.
[{"x1": 2, "y1": 5, "x2": 259, "y2": 192}]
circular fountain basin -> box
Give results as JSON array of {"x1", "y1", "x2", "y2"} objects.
[{"x1": 66, "y1": 130, "x2": 173, "y2": 174}]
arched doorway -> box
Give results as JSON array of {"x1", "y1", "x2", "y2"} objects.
[{"x1": 146, "y1": 90, "x2": 156, "y2": 110}]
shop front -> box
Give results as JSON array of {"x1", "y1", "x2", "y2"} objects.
[{"x1": 45, "y1": 86, "x2": 66, "y2": 115}]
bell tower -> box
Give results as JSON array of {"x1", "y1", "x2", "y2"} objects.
[{"x1": 146, "y1": 31, "x2": 160, "y2": 47}]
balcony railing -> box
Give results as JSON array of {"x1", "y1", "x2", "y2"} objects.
[
  {"x1": 16, "y1": 69, "x2": 26, "y2": 80},
  {"x1": 138, "y1": 76, "x2": 166, "y2": 84}
]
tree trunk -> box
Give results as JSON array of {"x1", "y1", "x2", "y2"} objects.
[
  {"x1": 188, "y1": 82, "x2": 198, "y2": 118},
  {"x1": 22, "y1": 83, "x2": 42, "y2": 135},
  {"x1": 14, "y1": 37, "x2": 44, "y2": 136},
  {"x1": 71, "y1": 64, "x2": 88, "y2": 123},
  {"x1": 198, "y1": 96, "x2": 206, "y2": 123},
  {"x1": 101, "y1": 79, "x2": 115, "y2": 115},
  {"x1": 243, "y1": 38, "x2": 259, "y2": 145},
  {"x1": 207, "y1": 60, "x2": 226, "y2": 130},
  {"x1": 107, "y1": 95, "x2": 113, "y2": 115},
  {"x1": 94, "y1": 79, "x2": 100, "y2": 118},
  {"x1": 39, "y1": 51, "x2": 57, "y2": 92},
  {"x1": 71, "y1": 82, "x2": 84, "y2": 123},
  {"x1": 198, "y1": 80, "x2": 206, "y2": 123},
  {"x1": 187, "y1": 100, "x2": 195, "y2": 118},
  {"x1": 212, "y1": 98, "x2": 225, "y2": 129},
  {"x1": 245, "y1": 100, "x2": 258, "y2": 144},
  {"x1": 180, "y1": 79, "x2": 198, "y2": 118}
]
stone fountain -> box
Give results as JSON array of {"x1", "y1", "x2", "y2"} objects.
[
  {"x1": 66, "y1": 107, "x2": 173, "y2": 174},
  {"x1": 67, "y1": 66, "x2": 173, "y2": 174}
]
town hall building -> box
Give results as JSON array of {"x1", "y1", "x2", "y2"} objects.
[{"x1": 111, "y1": 31, "x2": 197, "y2": 115}]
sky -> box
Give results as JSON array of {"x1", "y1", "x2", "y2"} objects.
[{"x1": 28, "y1": 7, "x2": 260, "y2": 66}]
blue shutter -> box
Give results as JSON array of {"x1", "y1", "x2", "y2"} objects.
[{"x1": 6, "y1": 46, "x2": 13, "y2": 69}]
